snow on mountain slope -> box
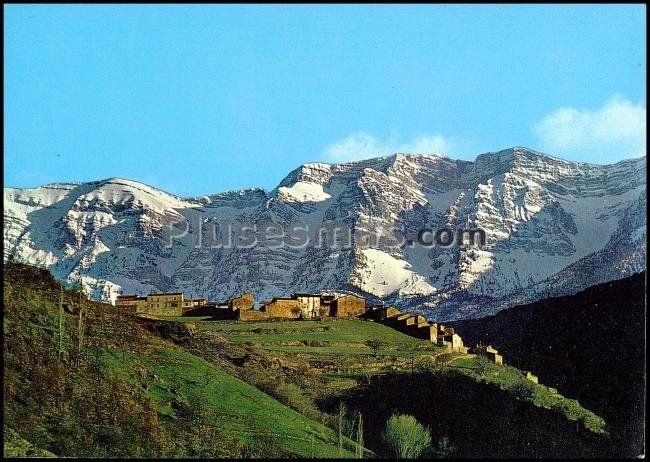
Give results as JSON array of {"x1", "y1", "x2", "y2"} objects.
[
  {"x1": 277, "y1": 181, "x2": 332, "y2": 203},
  {"x1": 3, "y1": 148, "x2": 646, "y2": 320},
  {"x1": 351, "y1": 248, "x2": 437, "y2": 298}
]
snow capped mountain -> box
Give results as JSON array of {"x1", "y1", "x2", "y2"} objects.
[{"x1": 4, "y1": 148, "x2": 646, "y2": 320}]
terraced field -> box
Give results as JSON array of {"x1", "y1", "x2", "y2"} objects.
[{"x1": 160, "y1": 316, "x2": 607, "y2": 436}]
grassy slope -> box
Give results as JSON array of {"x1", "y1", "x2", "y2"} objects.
[
  {"x1": 3, "y1": 263, "x2": 359, "y2": 458},
  {"x1": 4, "y1": 263, "x2": 613, "y2": 458},
  {"x1": 100, "y1": 346, "x2": 358, "y2": 458},
  {"x1": 448, "y1": 357, "x2": 606, "y2": 433},
  {"x1": 164, "y1": 317, "x2": 607, "y2": 434}
]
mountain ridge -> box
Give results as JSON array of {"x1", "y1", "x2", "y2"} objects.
[
  {"x1": 4, "y1": 147, "x2": 646, "y2": 320},
  {"x1": 12, "y1": 148, "x2": 646, "y2": 200}
]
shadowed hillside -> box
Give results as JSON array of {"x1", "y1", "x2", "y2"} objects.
[
  {"x1": 325, "y1": 372, "x2": 612, "y2": 458},
  {"x1": 450, "y1": 272, "x2": 646, "y2": 457}
]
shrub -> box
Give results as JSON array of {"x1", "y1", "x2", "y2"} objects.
[
  {"x1": 382, "y1": 413, "x2": 432, "y2": 458},
  {"x1": 472, "y1": 342, "x2": 488, "y2": 356},
  {"x1": 272, "y1": 382, "x2": 319, "y2": 420},
  {"x1": 511, "y1": 381, "x2": 536, "y2": 401}
]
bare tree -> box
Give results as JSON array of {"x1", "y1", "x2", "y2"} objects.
[
  {"x1": 337, "y1": 402, "x2": 347, "y2": 457},
  {"x1": 58, "y1": 286, "x2": 64, "y2": 360},
  {"x1": 76, "y1": 308, "x2": 84, "y2": 369},
  {"x1": 364, "y1": 339, "x2": 383, "y2": 357},
  {"x1": 355, "y1": 412, "x2": 364, "y2": 458}
]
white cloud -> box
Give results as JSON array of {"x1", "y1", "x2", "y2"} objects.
[
  {"x1": 533, "y1": 95, "x2": 646, "y2": 163},
  {"x1": 323, "y1": 131, "x2": 461, "y2": 163}
]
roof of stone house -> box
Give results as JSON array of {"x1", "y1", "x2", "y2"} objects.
[{"x1": 335, "y1": 293, "x2": 365, "y2": 300}]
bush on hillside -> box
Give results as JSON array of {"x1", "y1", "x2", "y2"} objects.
[{"x1": 382, "y1": 413, "x2": 432, "y2": 458}]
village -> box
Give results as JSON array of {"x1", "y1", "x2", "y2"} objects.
[{"x1": 112, "y1": 289, "x2": 535, "y2": 377}]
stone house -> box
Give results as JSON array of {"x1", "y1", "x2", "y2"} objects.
[
  {"x1": 143, "y1": 292, "x2": 184, "y2": 316},
  {"x1": 419, "y1": 323, "x2": 438, "y2": 342},
  {"x1": 115, "y1": 295, "x2": 147, "y2": 313},
  {"x1": 116, "y1": 292, "x2": 185, "y2": 316},
  {"x1": 228, "y1": 293, "x2": 255, "y2": 312},
  {"x1": 383, "y1": 306, "x2": 402, "y2": 320},
  {"x1": 332, "y1": 294, "x2": 366, "y2": 318},
  {"x1": 259, "y1": 298, "x2": 304, "y2": 319},
  {"x1": 293, "y1": 293, "x2": 321, "y2": 319},
  {"x1": 319, "y1": 294, "x2": 337, "y2": 317},
  {"x1": 397, "y1": 313, "x2": 411, "y2": 322},
  {"x1": 234, "y1": 292, "x2": 368, "y2": 321},
  {"x1": 405, "y1": 315, "x2": 426, "y2": 326},
  {"x1": 182, "y1": 298, "x2": 208, "y2": 311},
  {"x1": 485, "y1": 345, "x2": 504, "y2": 365},
  {"x1": 184, "y1": 302, "x2": 234, "y2": 318},
  {"x1": 117, "y1": 291, "x2": 231, "y2": 318},
  {"x1": 437, "y1": 332, "x2": 465, "y2": 352},
  {"x1": 148, "y1": 292, "x2": 183, "y2": 308}
]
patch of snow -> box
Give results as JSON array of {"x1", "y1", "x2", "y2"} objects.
[
  {"x1": 277, "y1": 181, "x2": 332, "y2": 203},
  {"x1": 353, "y1": 248, "x2": 437, "y2": 297}
]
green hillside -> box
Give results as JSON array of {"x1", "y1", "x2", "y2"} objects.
[
  {"x1": 4, "y1": 263, "x2": 615, "y2": 458},
  {"x1": 159, "y1": 316, "x2": 611, "y2": 457},
  {"x1": 3, "y1": 263, "x2": 360, "y2": 458}
]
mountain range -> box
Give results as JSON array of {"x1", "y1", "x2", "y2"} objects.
[{"x1": 3, "y1": 147, "x2": 646, "y2": 320}]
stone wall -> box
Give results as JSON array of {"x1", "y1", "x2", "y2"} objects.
[
  {"x1": 239, "y1": 309, "x2": 268, "y2": 321},
  {"x1": 136, "y1": 304, "x2": 183, "y2": 317},
  {"x1": 333, "y1": 295, "x2": 366, "y2": 318},
  {"x1": 261, "y1": 299, "x2": 304, "y2": 319},
  {"x1": 374, "y1": 306, "x2": 471, "y2": 354}
]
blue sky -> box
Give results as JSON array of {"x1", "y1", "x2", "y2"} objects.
[{"x1": 4, "y1": 4, "x2": 646, "y2": 196}]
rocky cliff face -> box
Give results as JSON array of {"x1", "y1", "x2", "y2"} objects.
[{"x1": 4, "y1": 147, "x2": 646, "y2": 320}]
